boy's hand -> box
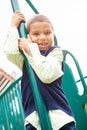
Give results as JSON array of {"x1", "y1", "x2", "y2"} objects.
[
  {"x1": 11, "y1": 11, "x2": 26, "y2": 28},
  {"x1": 18, "y1": 38, "x2": 32, "y2": 56}
]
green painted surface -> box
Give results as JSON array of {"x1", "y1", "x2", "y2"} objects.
[{"x1": 62, "y1": 50, "x2": 87, "y2": 130}]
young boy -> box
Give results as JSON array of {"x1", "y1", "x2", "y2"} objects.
[{"x1": 4, "y1": 11, "x2": 77, "y2": 130}]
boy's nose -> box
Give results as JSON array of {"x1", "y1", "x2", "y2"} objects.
[{"x1": 40, "y1": 34, "x2": 46, "y2": 39}]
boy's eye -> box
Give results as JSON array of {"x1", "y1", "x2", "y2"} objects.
[
  {"x1": 45, "y1": 31, "x2": 51, "y2": 35},
  {"x1": 33, "y1": 33, "x2": 39, "y2": 36}
]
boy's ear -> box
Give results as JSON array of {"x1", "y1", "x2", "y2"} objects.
[
  {"x1": 27, "y1": 34, "x2": 32, "y2": 42},
  {"x1": 27, "y1": 34, "x2": 29, "y2": 38},
  {"x1": 27, "y1": 34, "x2": 31, "y2": 39}
]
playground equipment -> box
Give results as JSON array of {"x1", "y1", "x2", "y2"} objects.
[
  {"x1": 62, "y1": 50, "x2": 87, "y2": 130},
  {"x1": 0, "y1": 0, "x2": 87, "y2": 130},
  {"x1": 0, "y1": 77, "x2": 25, "y2": 130}
]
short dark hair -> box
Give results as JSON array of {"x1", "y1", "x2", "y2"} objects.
[{"x1": 27, "y1": 14, "x2": 54, "y2": 33}]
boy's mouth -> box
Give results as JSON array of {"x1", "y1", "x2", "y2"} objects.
[{"x1": 38, "y1": 43, "x2": 48, "y2": 46}]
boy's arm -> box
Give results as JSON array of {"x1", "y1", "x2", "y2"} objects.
[
  {"x1": 24, "y1": 44, "x2": 64, "y2": 84},
  {"x1": 3, "y1": 26, "x2": 24, "y2": 70},
  {"x1": 3, "y1": 11, "x2": 26, "y2": 70}
]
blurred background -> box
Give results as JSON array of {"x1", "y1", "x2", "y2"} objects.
[{"x1": 0, "y1": 0, "x2": 87, "y2": 85}]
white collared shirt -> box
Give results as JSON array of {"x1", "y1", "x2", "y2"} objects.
[{"x1": 3, "y1": 26, "x2": 75, "y2": 130}]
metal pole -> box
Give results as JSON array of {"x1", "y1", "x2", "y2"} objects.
[{"x1": 10, "y1": 0, "x2": 52, "y2": 129}]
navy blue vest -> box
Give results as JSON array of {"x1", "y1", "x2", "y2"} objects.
[{"x1": 21, "y1": 46, "x2": 74, "y2": 118}]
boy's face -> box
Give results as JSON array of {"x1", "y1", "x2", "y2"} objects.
[{"x1": 28, "y1": 22, "x2": 54, "y2": 50}]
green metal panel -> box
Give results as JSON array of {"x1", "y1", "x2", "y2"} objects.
[
  {"x1": 0, "y1": 77, "x2": 25, "y2": 130},
  {"x1": 62, "y1": 50, "x2": 87, "y2": 130}
]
